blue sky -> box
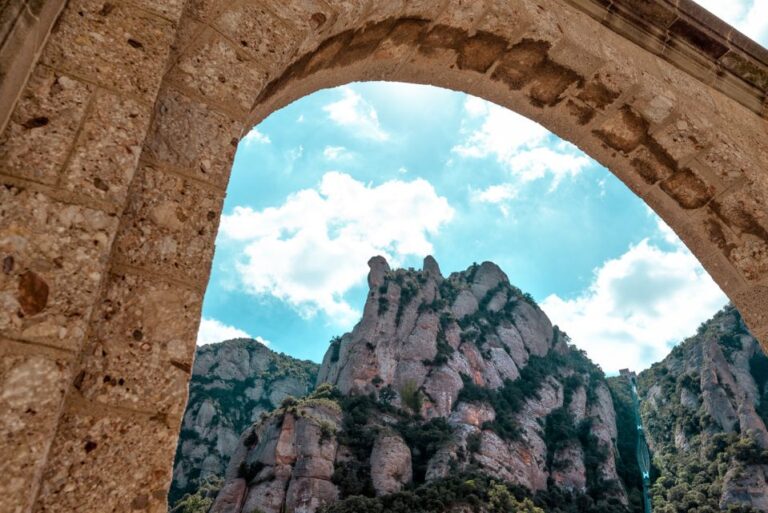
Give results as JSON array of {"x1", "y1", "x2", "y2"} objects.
[{"x1": 197, "y1": 2, "x2": 767, "y2": 374}]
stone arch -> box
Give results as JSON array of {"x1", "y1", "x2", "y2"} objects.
[{"x1": 0, "y1": 0, "x2": 767, "y2": 511}]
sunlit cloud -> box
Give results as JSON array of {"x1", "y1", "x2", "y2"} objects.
[
  {"x1": 219, "y1": 172, "x2": 454, "y2": 326},
  {"x1": 240, "y1": 127, "x2": 271, "y2": 146},
  {"x1": 323, "y1": 145, "x2": 351, "y2": 161},
  {"x1": 541, "y1": 217, "x2": 727, "y2": 373},
  {"x1": 323, "y1": 86, "x2": 389, "y2": 141},
  {"x1": 470, "y1": 183, "x2": 518, "y2": 217},
  {"x1": 197, "y1": 318, "x2": 269, "y2": 346},
  {"x1": 453, "y1": 97, "x2": 592, "y2": 189}
]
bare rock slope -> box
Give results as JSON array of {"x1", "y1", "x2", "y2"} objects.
[
  {"x1": 169, "y1": 339, "x2": 318, "y2": 504},
  {"x1": 211, "y1": 257, "x2": 631, "y2": 513},
  {"x1": 628, "y1": 305, "x2": 768, "y2": 512}
]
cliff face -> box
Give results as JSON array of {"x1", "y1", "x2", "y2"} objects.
[
  {"x1": 169, "y1": 339, "x2": 318, "y2": 505},
  {"x1": 210, "y1": 257, "x2": 631, "y2": 513},
  {"x1": 632, "y1": 305, "x2": 768, "y2": 512}
]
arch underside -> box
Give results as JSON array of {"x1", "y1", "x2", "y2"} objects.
[{"x1": 0, "y1": 0, "x2": 767, "y2": 511}]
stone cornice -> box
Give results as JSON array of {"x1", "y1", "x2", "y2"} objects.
[{"x1": 563, "y1": 0, "x2": 768, "y2": 117}]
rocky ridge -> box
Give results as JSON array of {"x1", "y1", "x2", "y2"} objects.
[
  {"x1": 625, "y1": 305, "x2": 768, "y2": 513},
  {"x1": 169, "y1": 339, "x2": 318, "y2": 505},
  {"x1": 209, "y1": 256, "x2": 631, "y2": 513}
]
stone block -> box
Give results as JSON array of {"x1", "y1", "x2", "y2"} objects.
[
  {"x1": 0, "y1": 67, "x2": 93, "y2": 185},
  {"x1": 184, "y1": 0, "x2": 227, "y2": 24},
  {"x1": 733, "y1": 286, "x2": 768, "y2": 335},
  {"x1": 60, "y1": 90, "x2": 152, "y2": 206},
  {"x1": 41, "y1": 0, "x2": 176, "y2": 100},
  {"x1": 214, "y1": 2, "x2": 298, "y2": 69},
  {"x1": 0, "y1": 347, "x2": 72, "y2": 513},
  {"x1": 260, "y1": 0, "x2": 337, "y2": 55},
  {"x1": 143, "y1": 88, "x2": 243, "y2": 188},
  {"x1": 0, "y1": 184, "x2": 118, "y2": 351},
  {"x1": 167, "y1": 28, "x2": 266, "y2": 112},
  {"x1": 436, "y1": 0, "x2": 488, "y2": 31},
  {"x1": 131, "y1": 0, "x2": 186, "y2": 21},
  {"x1": 33, "y1": 405, "x2": 179, "y2": 513},
  {"x1": 593, "y1": 106, "x2": 649, "y2": 153},
  {"x1": 652, "y1": 114, "x2": 711, "y2": 162},
  {"x1": 112, "y1": 164, "x2": 224, "y2": 285},
  {"x1": 78, "y1": 270, "x2": 201, "y2": 417}
]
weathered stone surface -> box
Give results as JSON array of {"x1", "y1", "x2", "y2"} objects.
[
  {"x1": 40, "y1": 0, "x2": 176, "y2": 100},
  {"x1": 78, "y1": 271, "x2": 202, "y2": 417},
  {"x1": 0, "y1": 348, "x2": 71, "y2": 513},
  {"x1": 0, "y1": 68, "x2": 92, "y2": 185},
  {"x1": 112, "y1": 163, "x2": 224, "y2": 285},
  {"x1": 370, "y1": 433, "x2": 412, "y2": 495},
  {"x1": 60, "y1": 90, "x2": 151, "y2": 206},
  {"x1": 143, "y1": 88, "x2": 243, "y2": 188},
  {"x1": 0, "y1": 184, "x2": 118, "y2": 351},
  {"x1": 34, "y1": 406, "x2": 178, "y2": 513}
]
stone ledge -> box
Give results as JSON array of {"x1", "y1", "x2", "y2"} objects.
[{"x1": 562, "y1": 0, "x2": 768, "y2": 117}]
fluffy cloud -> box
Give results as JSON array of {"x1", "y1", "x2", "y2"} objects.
[
  {"x1": 470, "y1": 183, "x2": 518, "y2": 217},
  {"x1": 323, "y1": 87, "x2": 389, "y2": 141},
  {"x1": 541, "y1": 219, "x2": 727, "y2": 374},
  {"x1": 694, "y1": 0, "x2": 768, "y2": 44},
  {"x1": 323, "y1": 145, "x2": 350, "y2": 160},
  {"x1": 240, "y1": 128, "x2": 271, "y2": 146},
  {"x1": 197, "y1": 318, "x2": 269, "y2": 346},
  {"x1": 219, "y1": 172, "x2": 454, "y2": 325},
  {"x1": 453, "y1": 97, "x2": 592, "y2": 188}
]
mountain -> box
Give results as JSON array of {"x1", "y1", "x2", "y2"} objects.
[
  {"x1": 172, "y1": 258, "x2": 768, "y2": 513},
  {"x1": 622, "y1": 305, "x2": 768, "y2": 512},
  {"x1": 206, "y1": 256, "x2": 633, "y2": 513},
  {"x1": 169, "y1": 339, "x2": 318, "y2": 505}
]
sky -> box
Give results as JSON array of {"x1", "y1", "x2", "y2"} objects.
[{"x1": 196, "y1": 1, "x2": 768, "y2": 375}]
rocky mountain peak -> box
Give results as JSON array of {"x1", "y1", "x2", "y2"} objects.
[
  {"x1": 318, "y1": 257, "x2": 555, "y2": 408},
  {"x1": 209, "y1": 258, "x2": 628, "y2": 513}
]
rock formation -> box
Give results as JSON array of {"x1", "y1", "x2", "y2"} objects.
[
  {"x1": 208, "y1": 257, "x2": 630, "y2": 513},
  {"x1": 169, "y1": 339, "x2": 318, "y2": 504},
  {"x1": 610, "y1": 305, "x2": 768, "y2": 512}
]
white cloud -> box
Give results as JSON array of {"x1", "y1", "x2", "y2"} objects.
[
  {"x1": 219, "y1": 172, "x2": 454, "y2": 325},
  {"x1": 197, "y1": 318, "x2": 269, "y2": 346},
  {"x1": 323, "y1": 145, "x2": 350, "y2": 161},
  {"x1": 453, "y1": 97, "x2": 592, "y2": 189},
  {"x1": 470, "y1": 183, "x2": 518, "y2": 217},
  {"x1": 240, "y1": 128, "x2": 271, "y2": 146},
  {"x1": 693, "y1": 1, "x2": 768, "y2": 45},
  {"x1": 541, "y1": 220, "x2": 728, "y2": 374},
  {"x1": 323, "y1": 86, "x2": 389, "y2": 141}
]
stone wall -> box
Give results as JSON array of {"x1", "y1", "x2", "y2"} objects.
[{"x1": 0, "y1": 0, "x2": 767, "y2": 511}]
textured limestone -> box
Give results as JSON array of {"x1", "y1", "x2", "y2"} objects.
[
  {"x1": 214, "y1": 258, "x2": 626, "y2": 512},
  {"x1": 370, "y1": 433, "x2": 412, "y2": 495},
  {"x1": 637, "y1": 306, "x2": 768, "y2": 510},
  {"x1": 170, "y1": 339, "x2": 317, "y2": 504},
  {"x1": 0, "y1": 346, "x2": 71, "y2": 513}
]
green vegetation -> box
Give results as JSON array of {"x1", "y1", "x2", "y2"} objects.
[
  {"x1": 630, "y1": 306, "x2": 768, "y2": 513},
  {"x1": 322, "y1": 469, "x2": 628, "y2": 513},
  {"x1": 400, "y1": 380, "x2": 424, "y2": 413},
  {"x1": 457, "y1": 345, "x2": 603, "y2": 443},
  {"x1": 396, "y1": 417, "x2": 454, "y2": 482},
  {"x1": 169, "y1": 477, "x2": 222, "y2": 513},
  {"x1": 606, "y1": 377, "x2": 645, "y2": 512},
  {"x1": 330, "y1": 336, "x2": 342, "y2": 362}
]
